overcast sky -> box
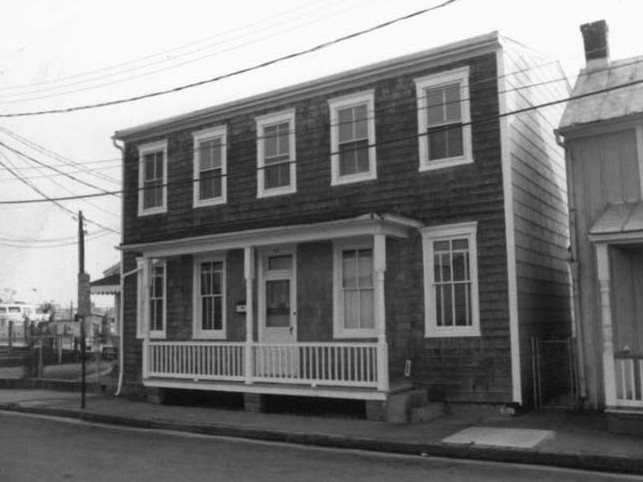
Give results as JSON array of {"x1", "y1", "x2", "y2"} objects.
[{"x1": 0, "y1": 0, "x2": 639, "y2": 306}]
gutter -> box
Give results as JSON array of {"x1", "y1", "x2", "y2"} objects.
[{"x1": 555, "y1": 130, "x2": 588, "y2": 402}]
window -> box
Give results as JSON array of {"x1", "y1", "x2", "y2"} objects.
[
  {"x1": 256, "y1": 110, "x2": 296, "y2": 197},
  {"x1": 149, "y1": 262, "x2": 166, "y2": 338},
  {"x1": 193, "y1": 126, "x2": 227, "y2": 207},
  {"x1": 328, "y1": 91, "x2": 376, "y2": 185},
  {"x1": 421, "y1": 222, "x2": 479, "y2": 337},
  {"x1": 333, "y1": 240, "x2": 376, "y2": 338},
  {"x1": 415, "y1": 67, "x2": 472, "y2": 171},
  {"x1": 194, "y1": 257, "x2": 226, "y2": 338},
  {"x1": 138, "y1": 140, "x2": 168, "y2": 216}
]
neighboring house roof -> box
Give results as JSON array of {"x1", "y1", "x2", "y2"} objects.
[
  {"x1": 589, "y1": 201, "x2": 643, "y2": 242},
  {"x1": 559, "y1": 55, "x2": 643, "y2": 131},
  {"x1": 90, "y1": 273, "x2": 120, "y2": 295}
]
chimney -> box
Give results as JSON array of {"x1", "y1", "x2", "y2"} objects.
[{"x1": 580, "y1": 20, "x2": 610, "y2": 69}]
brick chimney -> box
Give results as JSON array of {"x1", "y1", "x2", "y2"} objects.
[{"x1": 580, "y1": 20, "x2": 609, "y2": 69}]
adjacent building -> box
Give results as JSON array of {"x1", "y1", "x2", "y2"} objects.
[
  {"x1": 114, "y1": 31, "x2": 571, "y2": 420},
  {"x1": 558, "y1": 20, "x2": 643, "y2": 428}
]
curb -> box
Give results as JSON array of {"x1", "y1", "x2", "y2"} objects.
[{"x1": 0, "y1": 402, "x2": 641, "y2": 475}]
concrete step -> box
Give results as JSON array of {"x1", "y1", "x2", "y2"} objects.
[
  {"x1": 386, "y1": 388, "x2": 441, "y2": 424},
  {"x1": 409, "y1": 402, "x2": 445, "y2": 423}
]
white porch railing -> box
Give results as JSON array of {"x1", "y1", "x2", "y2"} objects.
[
  {"x1": 614, "y1": 355, "x2": 643, "y2": 407},
  {"x1": 143, "y1": 340, "x2": 387, "y2": 391}
]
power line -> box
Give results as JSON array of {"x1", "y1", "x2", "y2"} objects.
[{"x1": 0, "y1": 0, "x2": 461, "y2": 118}]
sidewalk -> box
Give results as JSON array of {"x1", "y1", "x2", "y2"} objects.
[{"x1": 0, "y1": 387, "x2": 641, "y2": 476}]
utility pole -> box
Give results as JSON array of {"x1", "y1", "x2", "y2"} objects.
[{"x1": 77, "y1": 211, "x2": 91, "y2": 409}]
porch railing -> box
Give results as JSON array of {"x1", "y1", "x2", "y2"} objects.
[
  {"x1": 614, "y1": 354, "x2": 643, "y2": 407},
  {"x1": 143, "y1": 340, "x2": 387, "y2": 391}
]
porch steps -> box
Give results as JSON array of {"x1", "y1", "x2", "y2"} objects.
[{"x1": 387, "y1": 388, "x2": 445, "y2": 424}]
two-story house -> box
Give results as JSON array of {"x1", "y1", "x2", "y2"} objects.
[
  {"x1": 114, "y1": 31, "x2": 571, "y2": 421},
  {"x1": 558, "y1": 20, "x2": 643, "y2": 432}
]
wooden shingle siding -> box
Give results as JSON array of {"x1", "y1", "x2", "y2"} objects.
[
  {"x1": 502, "y1": 43, "x2": 572, "y2": 405},
  {"x1": 121, "y1": 50, "x2": 524, "y2": 404}
]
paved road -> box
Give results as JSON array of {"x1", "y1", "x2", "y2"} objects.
[{"x1": 0, "y1": 412, "x2": 639, "y2": 482}]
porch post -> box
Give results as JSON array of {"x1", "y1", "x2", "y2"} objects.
[
  {"x1": 244, "y1": 247, "x2": 255, "y2": 384},
  {"x1": 595, "y1": 243, "x2": 617, "y2": 407},
  {"x1": 374, "y1": 234, "x2": 389, "y2": 392},
  {"x1": 141, "y1": 257, "x2": 151, "y2": 380}
]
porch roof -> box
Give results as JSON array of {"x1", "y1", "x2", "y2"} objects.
[
  {"x1": 90, "y1": 273, "x2": 120, "y2": 295},
  {"x1": 120, "y1": 213, "x2": 423, "y2": 258},
  {"x1": 589, "y1": 201, "x2": 643, "y2": 243}
]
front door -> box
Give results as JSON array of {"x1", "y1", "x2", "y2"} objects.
[{"x1": 258, "y1": 249, "x2": 297, "y2": 377}]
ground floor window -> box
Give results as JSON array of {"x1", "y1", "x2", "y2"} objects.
[
  {"x1": 194, "y1": 257, "x2": 226, "y2": 338},
  {"x1": 421, "y1": 222, "x2": 480, "y2": 337},
  {"x1": 333, "y1": 240, "x2": 375, "y2": 338},
  {"x1": 149, "y1": 262, "x2": 166, "y2": 338}
]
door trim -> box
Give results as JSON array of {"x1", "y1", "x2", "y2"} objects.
[{"x1": 257, "y1": 246, "x2": 297, "y2": 343}]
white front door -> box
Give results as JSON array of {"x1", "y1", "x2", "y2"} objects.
[{"x1": 258, "y1": 249, "x2": 297, "y2": 376}]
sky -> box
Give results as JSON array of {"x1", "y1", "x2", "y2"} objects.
[{"x1": 0, "y1": 0, "x2": 640, "y2": 306}]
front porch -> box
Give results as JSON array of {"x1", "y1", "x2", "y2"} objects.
[
  {"x1": 125, "y1": 213, "x2": 423, "y2": 404},
  {"x1": 143, "y1": 339, "x2": 391, "y2": 400}
]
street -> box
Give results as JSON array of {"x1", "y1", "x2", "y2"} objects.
[{"x1": 0, "y1": 412, "x2": 640, "y2": 482}]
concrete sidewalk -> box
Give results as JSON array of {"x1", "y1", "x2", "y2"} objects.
[{"x1": 0, "y1": 387, "x2": 641, "y2": 476}]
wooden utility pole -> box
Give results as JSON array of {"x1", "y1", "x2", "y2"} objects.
[{"x1": 77, "y1": 211, "x2": 91, "y2": 409}]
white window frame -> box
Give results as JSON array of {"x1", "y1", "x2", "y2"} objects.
[
  {"x1": 332, "y1": 238, "x2": 377, "y2": 339},
  {"x1": 138, "y1": 140, "x2": 168, "y2": 216},
  {"x1": 193, "y1": 126, "x2": 227, "y2": 207},
  {"x1": 136, "y1": 257, "x2": 145, "y2": 339},
  {"x1": 328, "y1": 90, "x2": 377, "y2": 186},
  {"x1": 421, "y1": 221, "x2": 480, "y2": 338},
  {"x1": 415, "y1": 67, "x2": 472, "y2": 172},
  {"x1": 256, "y1": 109, "x2": 297, "y2": 198},
  {"x1": 193, "y1": 254, "x2": 227, "y2": 339},
  {"x1": 148, "y1": 261, "x2": 167, "y2": 339}
]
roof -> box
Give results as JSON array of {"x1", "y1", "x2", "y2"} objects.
[
  {"x1": 114, "y1": 31, "x2": 501, "y2": 142},
  {"x1": 90, "y1": 273, "x2": 120, "y2": 295},
  {"x1": 559, "y1": 56, "x2": 643, "y2": 132},
  {"x1": 589, "y1": 201, "x2": 643, "y2": 242}
]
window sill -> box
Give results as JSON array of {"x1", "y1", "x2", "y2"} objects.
[
  {"x1": 331, "y1": 171, "x2": 376, "y2": 186},
  {"x1": 149, "y1": 332, "x2": 166, "y2": 340},
  {"x1": 193, "y1": 331, "x2": 226, "y2": 340},
  {"x1": 419, "y1": 156, "x2": 473, "y2": 172},
  {"x1": 425, "y1": 327, "x2": 481, "y2": 338},
  {"x1": 194, "y1": 197, "x2": 227, "y2": 208},
  {"x1": 333, "y1": 329, "x2": 378, "y2": 339},
  {"x1": 257, "y1": 185, "x2": 297, "y2": 198},
  {"x1": 138, "y1": 206, "x2": 167, "y2": 217}
]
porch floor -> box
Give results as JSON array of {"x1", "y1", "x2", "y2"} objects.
[{"x1": 143, "y1": 376, "x2": 413, "y2": 401}]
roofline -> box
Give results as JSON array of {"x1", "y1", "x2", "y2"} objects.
[
  {"x1": 114, "y1": 31, "x2": 500, "y2": 142},
  {"x1": 558, "y1": 111, "x2": 643, "y2": 139}
]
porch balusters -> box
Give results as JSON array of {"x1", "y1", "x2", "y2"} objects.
[
  {"x1": 595, "y1": 243, "x2": 617, "y2": 407},
  {"x1": 374, "y1": 234, "x2": 389, "y2": 392},
  {"x1": 244, "y1": 246, "x2": 255, "y2": 384}
]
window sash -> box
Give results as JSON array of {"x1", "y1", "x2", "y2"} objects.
[
  {"x1": 258, "y1": 116, "x2": 294, "y2": 193},
  {"x1": 432, "y1": 239, "x2": 472, "y2": 328}
]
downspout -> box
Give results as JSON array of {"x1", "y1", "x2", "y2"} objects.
[
  {"x1": 112, "y1": 135, "x2": 127, "y2": 397},
  {"x1": 555, "y1": 130, "x2": 588, "y2": 401}
]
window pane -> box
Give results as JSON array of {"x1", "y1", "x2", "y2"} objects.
[
  {"x1": 154, "y1": 154, "x2": 164, "y2": 180},
  {"x1": 428, "y1": 127, "x2": 448, "y2": 160},
  {"x1": 338, "y1": 108, "x2": 354, "y2": 143},
  {"x1": 442, "y1": 283, "x2": 453, "y2": 326},
  {"x1": 277, "y1": 123, "x2": 290, "y2": 155},
  {"x1": 358, "y1": 249, "x2": 373, "y2": 288},
  {"x1": 199, "y1": 170, "x2": 222, "y2": 200},
  {"x1": 444, "y1": 83, "x2": 461, "y2": 122},
  {"x1": 264, "y1": 163, "x2": 290, "y2": 189},
  {"x1": 201, "y1": 268, "x2": 211, "y2": 296},
  {"x1": 435, "y1": 285, "x2": 444, "y2": 326},
  {"x1": 454, "y1": 283, "x2": 470, "y2": 326},
  {"x1": 453, "y1": 252, "x2": 467, "y2": 281},
  {"x1": 264, "y1": 125, "x2": 279, "y2": 157},
  {"x1": 266, "y1": 279, "x2": 290, "y2": 327},
  {"x1": 354, "y1": 104, "x2": 368, "y2": 139},
  {"x1": 344, "y1": 290, "x2": 359, "y2": 329},
  {"x1": 426, "y1": 88, "x2": 444, "y2": 125},
  {"x1": 202, "y1": 297, "x2": 213, "y2": 330},
  {"x1": 144, "y1": 155, "x2": 156, "y2": 181},
  {"x1": 268, "y1": 255, "x2": 292, "y2": 271},
  {"x1": 446, "y1": 124, "x2": 464, "y2": 157},
  {"x1": 452, "y1": 239, "x2": 469, "y2": 250},
  {"x1": 342, "y1": 250, "x2": 357, "y2": 288},
  {"x1": 213, "y1": 297, "x2": 223, "y2": 330},
  {"x1": 339, "y1": 140, "x2": 369, "y2": 176},
  {"x1": 359, "y1": 290, "x2": 374, "y2": 329}
]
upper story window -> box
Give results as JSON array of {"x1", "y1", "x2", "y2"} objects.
[
  {"x1": 138, "y1": 140, "x2": 168, "y2": 216},
  {"x1": 415, "y1": 67, "x2": 472, "y2": 171},
  {"x1": 256, "y1": 110, "x2": 296, "y2": 198},
  {"x1": 328, "y1": 91, "x2": 376, "y2": 186},
  {"x1": 421, "y1": 222, "x2": 480, "y2": 338},
  {"x1": 193, "y1": 126, "x2": 227, "y2": 207}
]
